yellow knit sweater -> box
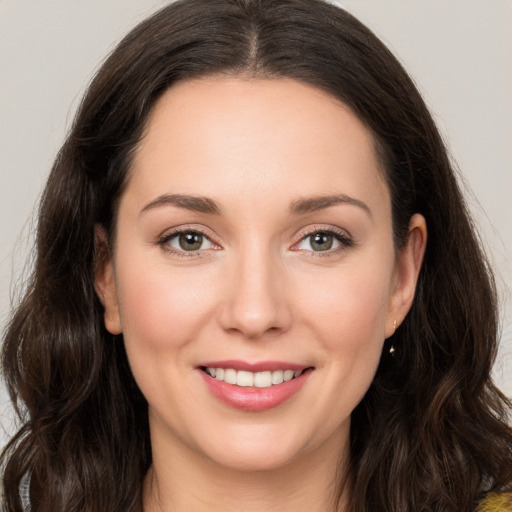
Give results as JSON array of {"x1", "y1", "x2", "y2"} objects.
[{"x1": 476, "y1": 493, "x2": 512, "y2": 512}]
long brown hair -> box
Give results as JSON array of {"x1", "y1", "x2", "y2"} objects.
[{"x1": 2, "y1": 1, "x2": 511, "y2": 510}]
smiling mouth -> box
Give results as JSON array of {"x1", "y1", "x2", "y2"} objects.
[{"x1": 200, "y1": 367, "x2": 313, "y2": 388}]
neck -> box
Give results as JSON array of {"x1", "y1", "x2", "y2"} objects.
[{"x1": 143, "y1": 428, "x2": 350, "y2": 512}]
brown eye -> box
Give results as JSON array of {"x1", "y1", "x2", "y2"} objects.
[
  {"x1": 179, "y1": 232, "x2": 204, "y2": 251},
  {"x1": 161, "y1": 230, "x2": 216, "y2": 253}
]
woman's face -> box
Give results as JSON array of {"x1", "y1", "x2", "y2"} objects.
[{"x1": 96, "y1": 77, "x2": 425, "y2": 472}]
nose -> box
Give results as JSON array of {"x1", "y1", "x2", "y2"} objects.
[{"x1": 218, "y1": 245, "x2": 292, "y2": 339}]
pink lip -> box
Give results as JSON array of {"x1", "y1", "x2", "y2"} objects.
[
  {"x1": 199, "y1": 360, "x2": 308, "y2": 372},
  {"x1": 196, "y1": 361, "x2": 314, "y2": 412}
]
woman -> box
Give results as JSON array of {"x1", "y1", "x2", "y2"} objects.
[{"x1": 2, "y1": 0, "x2": 511, "y2": 510}]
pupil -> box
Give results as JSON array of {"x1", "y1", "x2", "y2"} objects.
[
  {"x1": 312, "y1": 232, "x2": 333, "y2": 251},
  {"x1": 179, "y1": 232, "x2": 202, "y2": 251}
]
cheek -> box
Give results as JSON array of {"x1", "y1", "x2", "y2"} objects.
[
  {"x1": 114, "y1": 252, "x2": 217, "y2": 353},
  {"x1": 295, "y1": 257, "x2": 393, "y2": 405},
  {"x1": 113, "y1": 254, "x2": 220, "y2": 413},
  {"x1": 316, "y1": 279, "x2": 388, "y2": 394},
  {"x1": 299, "y1": 268, "x2": 391, "y2": 417},
  {"x1": 297, "y1": 261, "x2": 392, "y2": 349}
]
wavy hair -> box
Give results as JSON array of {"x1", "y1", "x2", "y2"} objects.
[{"x1": 2, "y1": 0, "x2": 511, "y2": 510}]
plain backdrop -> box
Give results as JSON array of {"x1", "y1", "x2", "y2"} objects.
[{"x1": 1, "y1": 1, "x2": 511, "y2": 445}]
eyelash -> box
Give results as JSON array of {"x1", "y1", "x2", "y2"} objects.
[
  {"x1": 157, "y1": 226, "x2": 354, "y2": 258},
  {"x1": 157, "y1": 228, "x2": 219, "y2": 258},
  {"x1": 293, "y1": 227, "x2": 354, "y2": 257}
]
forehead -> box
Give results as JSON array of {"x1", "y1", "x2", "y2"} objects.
[{"x1": 125, "y1": 76, "x2": 389, "y2": 219}]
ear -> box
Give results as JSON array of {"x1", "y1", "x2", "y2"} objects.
[
  {"x1": 94, "y1": 225, "x2": 122, "y2": 335},
  {"x1": 385, "y1": 213, "x2": 427, "y2": 337}
]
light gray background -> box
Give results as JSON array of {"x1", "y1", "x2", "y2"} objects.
[{"x1": 1, "y1": 1, "x2": 511, "y2": 445}]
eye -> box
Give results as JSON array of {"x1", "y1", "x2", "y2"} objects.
[
  {"x1": 160, "y1": 230, "x2": 217, "y2": 253},
  {"x1": 294, "y1": 229, "x2": 352, "y2": 253}
]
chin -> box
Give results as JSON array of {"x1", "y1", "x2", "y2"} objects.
[
  {"x1": 207, "y1": 446, "x2": 302, "y2": 473},
  {"x1": 194, "y1": 422, "x2": 334, "y2": 474}
]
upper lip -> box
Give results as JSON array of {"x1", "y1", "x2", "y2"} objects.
[{"x1": 198, "y1": 360, "x2": 311, "y2": 372}]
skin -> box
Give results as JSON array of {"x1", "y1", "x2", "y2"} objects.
[{"x1": 95, "y1": 77, "x2": 427, "y2": 511}]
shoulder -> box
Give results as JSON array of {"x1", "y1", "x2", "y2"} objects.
[{"x1": 476, "y1": 492, "x2": 512, "y2": 512}]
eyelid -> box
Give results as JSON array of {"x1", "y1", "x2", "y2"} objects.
[
  {"x1": 298, "y1": 225, "x2": 353, "y2": 240},
  {"x1": 290, "y1": 225, "x2": 354, "y2": 254},
  {"x1": 156, "y1": 224, "x2": 354, "y2": 257},
  {"x1": 157, "y1": 225, "x2": 222, "y2": 256}
]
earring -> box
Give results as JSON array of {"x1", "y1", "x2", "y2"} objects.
[{"x1": 389, "y1": 320, "x2": 398, "y2": 355}]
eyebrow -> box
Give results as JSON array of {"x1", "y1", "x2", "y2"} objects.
[
  {"x1": 288, "y1": 194, "x2": 372, "y2": 217},
  {"x1": 139, "y1": 192, "x2": 371, "y2": 218},
  {"x1": 139, "y1": 194, "x2": 222, "y2": 216}
]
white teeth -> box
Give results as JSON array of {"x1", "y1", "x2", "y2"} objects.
[
  {"x1": 271, "y1": 370, "x2": 284, "y2": 385},
  {"x1": 205, "y1": 367, "x2": 305, "y2": 388},
  {"x1": 224, "y1": 369, "x2": 237, "y2": 385},
  {"x1": 254, "y1": 371, "x2": 272, "y2": 388},
  {"x1": 283, "y1": 370, "x2": 294, "y2": 382},
  {"x1": 236, "y1": 370, "x2": 254, "y2": 387}
]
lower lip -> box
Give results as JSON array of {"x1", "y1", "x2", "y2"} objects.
[{"x1": 199, "y1": 369, "x2": 313, "y2": 412}]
